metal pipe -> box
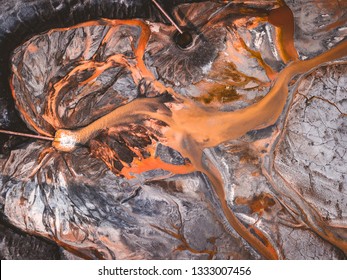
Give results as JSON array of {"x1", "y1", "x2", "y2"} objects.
[
  {"x1": 151, "y1": 0, "x2": 183, "y2": 34},
  {"x1": 0, "y1": 129, "x2": 54, "y2": 141}
]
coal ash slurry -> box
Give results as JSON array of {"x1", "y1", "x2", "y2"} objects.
[
  {"x1": 52, "y1": 38, "x2": 347, "y2": 259},
  {"x1": 48, "y1": 10, "x2": 347, "y2": 258},
  {"x1": 3, "y1": 0, "x2": 347, "y2": 259}
]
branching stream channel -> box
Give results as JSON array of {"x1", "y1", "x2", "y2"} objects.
[{"x1": 0, "y1": 0, "x2": 346, "y2": 259}]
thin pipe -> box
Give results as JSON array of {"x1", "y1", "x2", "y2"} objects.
[
  {"x1": 151, "y1": 0, "x2": 183, "y2": 34},
  {"x1": 0, "y1": 129, "x2": 54, "y2": 141}
]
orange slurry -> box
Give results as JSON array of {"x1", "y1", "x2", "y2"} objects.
[
  {"x1": 11, "y1": 18, "x2": 155, "y2": 135},
  {"x1": 46, "y1": 54, "x2": 129, "y2": 129},
  {"x1": 47, "y1": 18, "x2": 152, "y2": 76},
  {"x1": 11, "y1": 11, "x2": 347, "y2": 259},
  {"x1": 99, "y1": 18, "x2": 154, "y2": 80},
  {"x1": 250, "y1": 225, "x2": 279, "y2": 258},
  {"x1": 194, "y1": 154, "x2": 280, "y2": 260},
  {"x1": 120, "y1": 145, "x2": 196, "y2": 179},
  {"x1": 53, "y1": 39, "x2": 347, "y2": 259},
  {"x1": 268, "y1": 4, "x2": 299, "y2": 63},
  {"x1": 43, "y1": 19, "x2": 157, "y2": 131}
]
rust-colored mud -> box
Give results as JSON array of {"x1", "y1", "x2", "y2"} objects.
[{"x1": 268, "y1": 4, "x2": 298, "y2": 63}]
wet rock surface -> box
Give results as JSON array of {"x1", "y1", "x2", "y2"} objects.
[{"x1": 0, "y1": 0, "x2": 346, "y2": 259}]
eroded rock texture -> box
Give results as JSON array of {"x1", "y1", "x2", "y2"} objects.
[{"x1": 0, "y1": 0, "x2": 346, "y2": 259}]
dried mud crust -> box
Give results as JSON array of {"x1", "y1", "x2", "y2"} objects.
[{"x1": 271, "y1": 63, "x2": 347, "y2": 259}]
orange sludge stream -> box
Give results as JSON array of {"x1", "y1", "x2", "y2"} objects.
[
  {"x1": 51, "y1": 37, "x2": 347, "y2": 259},
  {"x1": 46, "y1": 8, "x2": 343, "y2": 252},
  {"x1": 53, "y1": 39, "x2": 347, "y2": 151}
]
